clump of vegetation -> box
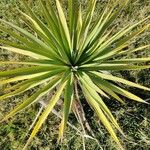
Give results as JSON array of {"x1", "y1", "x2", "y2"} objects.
[{"x1": 0, "y1": 0, "x2": 150, "y2": 149}]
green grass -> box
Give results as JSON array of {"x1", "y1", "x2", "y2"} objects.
[{"x1": 0, "y1": 0, "x2": 150, "y2": 149}]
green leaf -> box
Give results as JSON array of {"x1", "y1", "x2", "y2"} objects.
[
  {"x1": 78, "y1": 74, "x2": 124, "y2": 134},
  {"x1": 100, "y1": 78, "x2": 146, "y2": 103},
  {"x1": 0, "y1": 72, "x2": 48, "y2": 85},
  {"x1": 55, "y1": 0, "x2": 71, "y2": 53},
  {"x1": 87, "y1": 20, "x2": 150, "y2": 63},
  {"x1": 0, "y1": 19, "x2": 58, "y2": 58},
  {"x1": 93, "y1": 71, "x2": 150, "y2": 91},
  {"x1": 68, "y1": 0, "x2": 79, "y2": 39},
  {"x1": 58, "y1": 73, "x2": 74, "y2": 140},
  {"x1": 80, "y1": 63, "x2": 150, "y2": 71},
  {"x1": 78, "y1": 0, "x2": 97, "y2": 51},
  {"x1": 3, "y1": 69, "x2": 64, "y2": 92},
  {"x1": 0, "y1": 59, "x2": 64, "y2": 66},
  {"x1": 79, "y1": 72, "x2": 109, "y2": 98},
  {"x1": 0, "y1": 66, "x2": 61, "y2": 78},
  {"x1": 0, "y1": 81, "x2": 42, "y2": 101},
  {"x1": 87, "y1": 0, "x2": 129, "y2": 49},
  {"x1": 0, "y1": 25, "x2": 35, "y2": 47},
  {"x1": 84, "y1": 4, "x2": 112, "y2": 49},
  {"x1": 35, "y1": 0, "x2": 69, "y2": 62},
  {"x1": 95, "y1": 44, "x2": 128, "y2": 62},
  {"x1": 0, "y1": 36, "x2": 55, "y2": 59},
  {"x1": 20, "y1": 11, "x2": 46, "y2": 37},
  {"x1": 0, "y1": 46, "x2": 51, "y2": 59},
  {"x1": 75, "y1": 5, "x2": 83, "y2": 50},
  {"x1": 0, "y1": 76, "x2": 55, "y2": 101},
  {"x1": 21, "y1": 0, "x2": 60, "y2": 46},
  {"x1": 105, "y1": 57, "x2": 150, "y2": 64},
  {"x1": 1, "y1": 77, "x2": 61, "y2": 122},
  {"x1": 118, "y1": 45, "x2": 150, "y2": 55},
  {"x1": 20, "y1": 11, "x2": 60, "y2": 56},
  {"x1": 23, "y1": 80, "x2": 67, "y2": 150},
  {"x1": 88, "y1": 73, "x2": 125, "y2": 104},
  {"x1": 75, "y1": 0, "x2": 97, "y2": 62},
  {"x1": 82, "y1": 87, "x2": 124, "y2": 150},
  {"x1": 95, "y1": 25, "x2": 150, "y2": 62}
]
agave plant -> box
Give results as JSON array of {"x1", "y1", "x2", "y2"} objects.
[{"x1": 0, "y1": 0, "x2": 150, "y2": 149}]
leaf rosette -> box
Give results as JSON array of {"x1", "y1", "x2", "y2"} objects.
[{"x1": 0, "y1": 0, "x2": 150, "y2": 149}]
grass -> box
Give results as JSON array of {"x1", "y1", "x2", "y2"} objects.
[{"x1": 0, "y1": 0, "x2": 150, "y2": 149}]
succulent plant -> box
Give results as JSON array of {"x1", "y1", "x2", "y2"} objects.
[{"x1": 0, "y1": 0, "x2": 149, "y2": 149}]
